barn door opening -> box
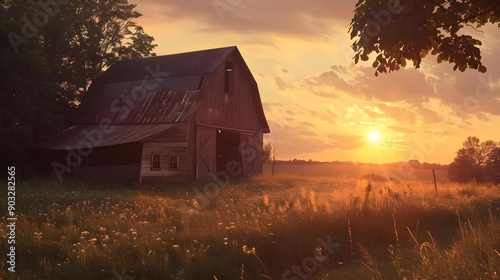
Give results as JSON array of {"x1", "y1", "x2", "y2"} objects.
[{"x1": 216, "y1": 130, "x2": 242, "y2": 178}]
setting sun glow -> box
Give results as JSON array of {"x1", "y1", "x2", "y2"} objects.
[{"x1": 369, "y1": 132, "x2": 380, "y2": 143}]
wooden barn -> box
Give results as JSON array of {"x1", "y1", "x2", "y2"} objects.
[{"x1": 36, "y1": 46, "x2": 270, "y2": 184}]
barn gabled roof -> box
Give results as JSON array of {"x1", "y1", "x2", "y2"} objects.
[
  {"x1": 39, "y1": 46, "x2": 269, "y2": 149},
  {"x1": 74, "y1": 47, "x2": 240, "y2": 125},
  {"x1": 93, "y1": 46, "x2": 236, "y2": 85}
]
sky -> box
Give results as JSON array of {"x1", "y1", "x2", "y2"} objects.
[{"x1": 129, "y1": 0, "x2": 500, "y2": 164}]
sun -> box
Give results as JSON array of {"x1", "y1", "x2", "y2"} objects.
[{"x1": 369, "y1": 132, "x2": 380, "y2": 143}]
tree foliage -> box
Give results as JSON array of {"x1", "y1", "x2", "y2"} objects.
[
  {"x1": 1, "y1": 3, "x2": 70, "y2": 175},
  {"x1": 5, "y1": 0, "x2": 156, "y2": 104},
  {"x1": 350, "y1": 0, "x2": 500, "y2": 76},
  {"x1": 1, "y1": 0, "x2": 156, "y2": 175},
  {"x1": 485, "y1": 147, "x2": 500, "y2": 183},
  {"x1": 261, "y1": 142, "x2": 272, "y2": 172},
  {"x1": 449, "y1": 136, "x2": 500, "y2": 183}
]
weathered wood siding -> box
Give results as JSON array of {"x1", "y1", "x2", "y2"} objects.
[
  {"x1": 186, "y1": 118, "x2": 197, "y2": 178},
  {"x1": 195, "y1": 52, "x2": 263, "y2": 132},
  {"x1": 146, "y1": 124, "x2": 187, "y2": 142},
  {"x1": 195, "y1": 126, "x2": 216, "y2": 180},
  {"x1": 69, "y1": 143, "x2": 142, "y2": 182},
  {"x1": 86, "y1": 143, "x2": 142, "y2": 166},
  {"x1": 140, "y1": 142, "x2": 188, "y2": 181},
  {"x1": 239, "y1": 131, "x2": 263, "y2": 177},
  {"x1": 74, "y1": 165, "x2": 140, "y2": 183},
  {"x1": 139, "y1": 124, "x2": 190, "y2": 182}
]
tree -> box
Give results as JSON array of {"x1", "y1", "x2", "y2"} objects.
[
  {"x1": 270, "y1": 142, "x2": 280, "y2": 176},
  {"x1": 0, "y1": 4, "x2": 70, "y2": 175},
  {"x1": 349, "y1": 0, "x2": 500, "y2": 76},
  {"x1": 261, "y1": 142, "x2": 272, "y2": 173},
  {"x1": 5, "y1": 0, "x2": 157, "y2": 104},
  {"x1": 448, "y1": 136, "x2": 498, "y2": 183},
  {"x1": 485, "y1": 146, "x2": 500, "y2": 183},
  {"x1": 1, "y1": 0, "x2": 156, "y2": 174}
]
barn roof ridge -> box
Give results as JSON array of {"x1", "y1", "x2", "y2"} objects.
[
  {"x1": 96, "y1": 73, "x2": 211, "y2": 86},
  {"x1": 118, "y1": 45, "x2": 238, "y2": 63},
  {"x1": 71, "y1": 121, "x2": 189, "y2": 125},
  {"x1": 94, "y1": 46, "x2": 238, "y2": 85}
]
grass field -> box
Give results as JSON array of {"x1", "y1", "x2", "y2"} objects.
[
  {"x1": 1, "y1": 171, "x2": 499, "y2": 279},
  {"x1": 263, "y1": 163, "x2": 449, "y2": 183}
]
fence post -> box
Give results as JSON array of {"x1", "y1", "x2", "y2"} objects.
[{"x1": 432, "y1": 169, "x2": 438, "y2": 192}]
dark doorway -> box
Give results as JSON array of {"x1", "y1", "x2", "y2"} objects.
[{"x1": 216, "y1": 130, "x2": 242, "y2": 177}]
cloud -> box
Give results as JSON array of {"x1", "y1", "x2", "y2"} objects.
[
  {"x1": 416, "y1": 106, "x2": 443, "y2": 124},
  {"x1": 267, "y1": 66, "x2": 296, "y2": 91},
  {"x1": 308, "y1": 108, "x2": 338, "y2": 124},
  {"x1": 268, "y1": 123, "x2": 334, "y2": 156},
  {"x1": 299, "y1": 121, "x2": 315, "y2": 127},
  {"x1": 363, "y1": 105, "x2": 384, "y2": 119},
  {"x1": 387, "y1": 126, "x2": 415, "y2": 134},
  {"x1": 274, "y1": 76, "x2": 294, "y2": 90},
  {"x1": 420, "y1": 27, "x2": 500, "y2": 119},
  {"x1": 303, "y1": 64, "x2": 434, "y2": 104},
  {"x1": 328, "y1": 134, "x2": 365, "y2": 150},
  {"x1": 353, "y1": 67, "x2": 433, "y2": 103},
  {"x1": 303, "y1": 68, "x2": 354, "y2": 98},
  {"x1": 138, "y1": 0, "x2": 354, "y2": 37},
  {"x1": 342, "y1": 103, "x2": 419, "y2": 126}
]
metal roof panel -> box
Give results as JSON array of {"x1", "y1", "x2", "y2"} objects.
[{"x1": 38, "y1": 123, "x2": 181, "y2": 150}]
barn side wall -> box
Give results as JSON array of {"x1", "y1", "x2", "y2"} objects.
[
  {"x1": 195, "y1": 52, "x2": 264, "y2": 133},
  {"x1": 192, "y1": 51, "x2": 266, "y2": 178},
  {"x1": 72, "y1": 143, "x2": 143, "y2": 183},
  {"x1": 186, "y1": 118, "x2": 197, "y2": 178},
  {"x1": 74, "y1": 165, "x2": 141, "y2": 183},
  {"x1": 139, "y1": 124, "x2": 189, "y2": 183}
]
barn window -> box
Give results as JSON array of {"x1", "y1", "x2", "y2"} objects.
[
  {"x1": 224, "y1": 61, "x2": 233, "y2": 94},
  {"x1": 168, "y1": 155, "x2": 179, "y2": 171},
  {"x1": 151, "y1": 153, "x2": 161, "y2": 171}
]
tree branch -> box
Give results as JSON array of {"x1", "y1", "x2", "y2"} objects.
[{"x1": 430, "y1": 1, "x2": 500, "y2": 29}]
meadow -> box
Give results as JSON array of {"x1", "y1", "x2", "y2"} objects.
[
  {"x1": 0, "y1": 167, "x2": 499, "y2": 279},
  {"x1": 262, "y1": 163, "x2": 449, "y2": 182}
]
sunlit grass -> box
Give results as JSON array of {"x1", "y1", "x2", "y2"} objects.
[{"x1": 0, "y1": 175, "x2": 498, "y2": 279}]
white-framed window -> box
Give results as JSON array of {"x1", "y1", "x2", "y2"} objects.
[
  {"x1": 168, "y1": 155, "x2": 179, "y2": 171},
  {"x1": 151, "y1": 153, "x2": 161, "y2": 171}
]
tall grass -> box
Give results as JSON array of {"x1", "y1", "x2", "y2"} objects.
[
  {"x1": 0, "y1": 175, "x2": 498, "y2": 279},
  {"x1": 408, "y1": 212, "x2": 500, "y2": 279}
]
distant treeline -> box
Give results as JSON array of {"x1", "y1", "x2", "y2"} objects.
[
  {"x1": 273, "y1": 159, "x2": 448, "y2": 170},
  {"x1": 448, "y1": 137, "x2": 500, "y2": 184}
]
